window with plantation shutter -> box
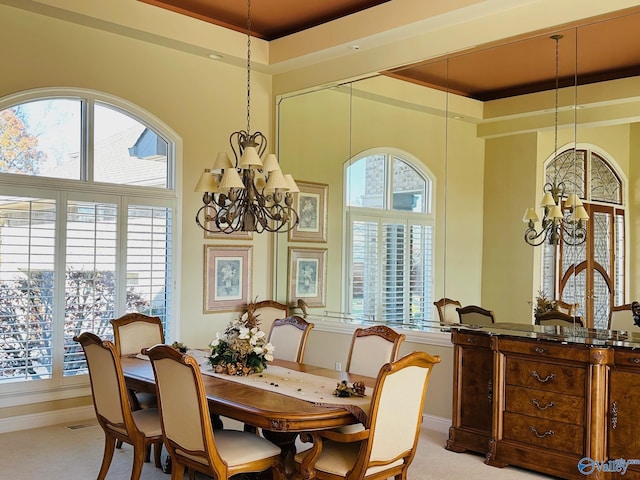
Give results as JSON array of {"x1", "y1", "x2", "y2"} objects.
[
  {"x1": 0, "y1": 89, "x2": 177, "y2": 398},
  {"x1": 346, "y1": 151, "x2": 434, "y2": 325}
]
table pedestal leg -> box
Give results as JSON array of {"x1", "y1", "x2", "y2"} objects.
[{"x1": 262, "y1": 430, "x2": 299, "y2": 479}]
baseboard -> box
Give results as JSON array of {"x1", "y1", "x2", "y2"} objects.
[
  {"x1": 423, "y1": 413, "x2": 451, "y2": 435},
  {"x1": 0, "y1": 406, "x2": 96, "y2": 434}
]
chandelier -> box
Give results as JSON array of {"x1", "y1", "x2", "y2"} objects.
[
  {"x1": 194, "y1": 0, "x2": 299, "y2": 234},
  {"x1": 522, "y1": 35, "x2": 589, "y2": 247}
]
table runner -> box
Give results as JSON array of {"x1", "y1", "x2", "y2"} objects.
[
  {"x1": 201, "y1": 364, "x2": 371, "y2": 424},
  {"x1": 136, "y1": 351, "x2": 371, "y2": 424}
]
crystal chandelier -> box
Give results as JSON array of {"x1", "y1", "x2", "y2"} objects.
[
  {"x1": 522, "y1": 35, "x2": 589, "y2": 247},
  {"x1": 194, "y1": 0, "x2": 299, "y2": 234}
]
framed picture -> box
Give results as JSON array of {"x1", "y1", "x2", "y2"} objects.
[
  {"x1": 289, "y1": 181, "x2": 328, "y2": 242},
  {"x1": 204, "y1": 245, "x2": 252, "y2": 312},
  {"x1": 203, "y1": 207, "x2": 253, "y2": 240},
  {"x1": 288, "y1": 247, "x2": 327, "y2": 307}
]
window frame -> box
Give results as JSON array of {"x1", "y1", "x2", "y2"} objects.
[
  {"x1": 343, "y1": 148, "x2": 435, "y2": 324},
  {"x1": 0, "y1": 88, "x2": 181, "y2": 407}
]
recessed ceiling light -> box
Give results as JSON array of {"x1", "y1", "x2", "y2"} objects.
[
  {"x1": 348, "y1": 45, "x2": 360, "y2": 51},
  {"x1": 208, "y1": 53, "x2": 223, "y2": 60}
]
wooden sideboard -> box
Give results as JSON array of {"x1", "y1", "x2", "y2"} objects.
[{"x1": 447, "y1": 324, "x2": 640, "y2": 480}]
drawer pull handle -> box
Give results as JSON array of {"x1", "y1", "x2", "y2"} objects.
[
  {"x1": 466, "y1": 337, "x2": 478, "y2": 344},
  {"x1": 530, "y1": 427, "x2": 554, "y2": 439},
  {"x1": 630, "y1": 358, "x2": 640, "y2": 364},
  {"x1": 530, "y1": 371, "x2": 555, "y2": 383},
  {"x1": 611, "y1": 401, "x2": 618, "y2": 430},
  {"x1": 533, "y1": 347, "x2": 547, "y2": 354},
  {"x1": 531, "y1": 399, "x2": 555, "y2": 410}
]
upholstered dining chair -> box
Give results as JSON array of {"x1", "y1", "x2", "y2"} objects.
[
  {"x1": 295, "y1": 351, "x2": 441, "y2": 480},
  {"x1": 456, "y1": 305, "x2": 496, "y2": 325},
  {"x1": 609, "y1": 303, "x2": 636, "y2": 331},
  {"x1": 243, "y1": 300, "x2": 289, "y2": 336},
  {"x1": 433, "y1": 297, "x2": 462, "y2": 324},
  {"x1": 144, "y1": 344, "x2": 285, "y2": 480},
  {"x1": 111, "y1": 313, "x2": 164, "y2": 409},
  {"x1": 535, "y1": 310, "x2": 584, "y2": 327},
  {"x1": 268, "y1": 315, "x2": 314, "y2": 363},
  {"x1": 74, "y1": 332, "x2": 163, "y2": 480},
  {"x1": 556, "y1": 300, "x2": 579, "y2": 316},
  {"x1": 346, "y1": 325, "x2": 406, "y2": 378}
]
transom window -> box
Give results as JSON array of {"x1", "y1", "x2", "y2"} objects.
[
  {"x1": 0, "y1": 89, "x2": 177, "y2": 394},
  {"x1": 345, "y1": 150, "x2": 434, "y2": 324}
]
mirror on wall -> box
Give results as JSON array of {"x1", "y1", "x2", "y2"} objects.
[{"x1": 275, "y1": 11, "x2": 640, "y2": 332}]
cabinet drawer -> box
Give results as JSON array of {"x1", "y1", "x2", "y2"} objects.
[
  {"x1": 454, "y1": 330, "x2": 492, "y2": 349},
  {"x1": 499, "y1": 338, "x2": 590, "y2": 363},
  {"x1": 505, "y1": 385, "x2": 584, "y2": 424},
  {"x1": 503, "y1": 411, "x2": 584, "y2": 455},
  {"x1": 614, "y1": 348, "x2": 640, "y2": 368},
  {"x1": 505, "y1": 357, "x2": 585, "y2": 395}
]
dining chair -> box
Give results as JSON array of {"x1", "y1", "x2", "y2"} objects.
[
  {"x1": 73, "y1": 332, "x2": 163, "y2": 480},
  {"x1": 268, "y1": 315, "x2": 314, "y2": 363},
  {"x1": 433, "y1": 297, "x2": 462, "y2": 324},
  {"x1": 535, "y1": 310, "x2": 584, "y2": 327},
  {"x1": 111, "y1": 313, "x2": 164, "y2": 409},
  {"x1": 346, "y1": 325, "x2": 406, "y2": 378},
  {"x1": 609, "y1": 303, "x2": 636, "y2": 331},
  {"x1": 144, "y1": 344, "x2": 285, "y2": 480},
  {"x1": 243, "y1": 300, "x2": 289, "y2": 335},
  {"x1": 556, "y1": 300, "x2": 579, "y2": 316},
  {"x1": 456, "y1": 305, "x2": 496, "y2": 325},
  {"x1": 295, "y1": 350, "x2": 441, "y2": 480}
]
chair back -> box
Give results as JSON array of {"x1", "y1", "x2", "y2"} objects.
[
  {"x1": 268, "y1": 316, "x2": 314, "y2": 363},
  {"x1": 433, "y1": 297, "x2": 462, "y2": 324},
  {"x1": 556, "y1": 300, "x2": 579, "y2": 316},
  {"x1": 456, "y1": 305, "x2": 495, "y2": 325},
  {"x1": 145, "y1": 345, "x2": 224, "y2": 469},
  {"x1": 609, "y1": 304, "x2": 635, "y2": 331},
  {"x1": 74, "y1": 332, "x2": 136, "y2": 436},
  {"x1": 346, "y1": 325, "x2": 405, "y2": 378},
  {"x1": 243, "y1": 300, "x2": 289, "y2": 335},
  {"x1": 535, "y1": 310, "x2": 584, "y2": 327},
  {"x1": 111, "y1": 313, "x2": 164, "y2": 356},
  {"x1": 365, "y1": 351, "x2": 441, "y2": 469}
]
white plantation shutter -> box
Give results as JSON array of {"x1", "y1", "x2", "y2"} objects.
[
  {"x1": 63, "y1": 200, "x2": 118, "y2": 376},
  {"x1": 382, "y1": 221, "x2": 406, "y2": 322},
  {"x1": 126, "y1": 203, "x2": 173, "y2": 327},
  {"x1": 0, "y1": 196, "x2": 56, "y2": 380}
]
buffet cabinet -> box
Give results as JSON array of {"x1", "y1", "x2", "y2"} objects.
[{"x1": 447, "y1": 327, "x2": 640, "y2": 480}]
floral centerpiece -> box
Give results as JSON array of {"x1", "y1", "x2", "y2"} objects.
[
  {"x1": 208, "y1": 303, "x2": 274, "y2": 376},
  {"x1": 532, "y1": 289, "x2": 558, "y2": 315}
]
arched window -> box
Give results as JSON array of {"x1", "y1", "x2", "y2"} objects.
[
  {"x1": 542, "y1": 146, "x2": 625, "y2": 329},
  {"x1": 0, "y1": 89, "x2": 178, "y2": 389},
  {"x1": 344, "y1": 149, "x2": 434, "y2": 324}
]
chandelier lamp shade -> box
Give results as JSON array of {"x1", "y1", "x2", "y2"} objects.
[
  {"x1": 194, "y1": 0, "x2": 299, "y2": 234},
  {"x1": 522, "y1": 35, "x2": 588, "y2": 247}
]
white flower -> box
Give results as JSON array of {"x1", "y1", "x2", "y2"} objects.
[
  {"x1": 264, "y1": 343, "x2": 275, "y2": 355},
  {"x1": 264, "y1": 353, "x2": 274, "y2": 362},
  {"x1": 209, "y1": 333, "x2": 221, "y2": 348},
  {"x1": 238, "y1": 327, "x2": 250, "y2": 339},
  {"x1": 253, "y1": 346, "x2": 264, "y2": 355}
]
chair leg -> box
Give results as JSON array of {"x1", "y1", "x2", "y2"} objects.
[
  {"x1": 97, "y1": 434, "x2": 117, "y2": 480},
  {"x1": 170, "y1": 460, "x2": 186, "y2": 480},
  {"x1": 116, "y1": 439, "x2": 124, "y2": 449},
  {"x1": 144, "y1": 444, "x2": 151, "y2": 463},
  {"x1": 153, "y1": 441, "x2": 162, "y2": 469},
  {"x1": 131, "y1": 440, "x2": 146, "y2": 480}
]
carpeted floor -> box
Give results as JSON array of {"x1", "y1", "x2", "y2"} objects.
[{"x1": 0, "y1": 419, "x2": 555, "y2": 479}]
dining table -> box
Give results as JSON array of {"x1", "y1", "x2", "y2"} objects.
[{"x1": 121, "y1": 353, "x2": 375, "y2": 478}]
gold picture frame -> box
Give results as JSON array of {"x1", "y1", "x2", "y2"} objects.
[
  {"x1": 288, "y1": 247, "x2": 327, "y2": 307},
  {"x1": 203, "y1": 245, "x2": 252, "y2": 313},
  {"x1": 289, "y1": 181, "x2": 328, "y2": 242}
]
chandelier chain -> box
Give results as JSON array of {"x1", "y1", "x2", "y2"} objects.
[{"x1": 246, "y1": 0, "x2": 252, "y2": 136}]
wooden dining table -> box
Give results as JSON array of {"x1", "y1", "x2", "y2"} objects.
[{"x1": 121, "y1": 355, "x2": 375, "y2": 477}]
